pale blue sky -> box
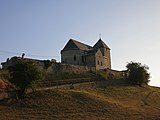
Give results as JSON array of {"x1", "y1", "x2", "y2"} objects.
[{"x1": 0, "y1": 0, "x2": 160, "y2": 86}]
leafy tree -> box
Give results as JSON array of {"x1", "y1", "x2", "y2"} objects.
[
  {"x1": 126, "y1": 61, "x2": 150, "y2": 86},
  {"x1": 9, "y1": 59, "x2": 42, "y2": 98}
]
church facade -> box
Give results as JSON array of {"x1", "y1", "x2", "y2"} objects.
[{"x1": 61, "y1": 38, "x2": 111, "y2": 70}]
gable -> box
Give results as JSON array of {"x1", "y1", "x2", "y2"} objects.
[
  {"x1": 62, "y1": 39, "x2": 78, "y2": 51},
  {"x1": 95, "y1": 49, "x2": 103, "y2": 57},
  {"x1": 93, "y1": 39, "x2": 110, "y2": 50},
  {"x1": 61, "y1": 39, "x2": 92, "y2": 52}
]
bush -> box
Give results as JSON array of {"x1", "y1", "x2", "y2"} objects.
[
  {"x1": 43, "y1": 60, "x2": 52, "y2": 69},
  {"x1": 126, "y1": 61, "x2": 150, "y2": 86},
  {"x1": 9, "y1": 59, "x2": 42, "y2": 98},
  {"x1": 0, "y1": 70, "x2": 10, "y2": 80}
]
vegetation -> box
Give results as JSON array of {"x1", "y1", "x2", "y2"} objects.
[
  {"x1": 41, "y1": 71, "x2": 96, "y2": 87},
  {"x1": 0, "y1": 70, "x2": 10, "y2": 80},
  {"x1": 126, "y1": 61, "x2": 150, "y2": 86},
  {"x1": 9, "y1": 59, "x2": 42, "y2": 98},
  {"x1": 43, "y1": 71, "x2": 95, "y2": 81},
  {"x1": 95, "y1": 70, "x2": 106, "y2": 80},
  {"x1": 0, "y1": 86, "x2": 160, "y2": 119},
  {"x1": 43, "y1": 60, "x2": 52, "y2": 69}
]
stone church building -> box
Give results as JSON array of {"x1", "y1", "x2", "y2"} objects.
[{"x1": 61, "y1": 38, "x2": 111, "y2": 70}]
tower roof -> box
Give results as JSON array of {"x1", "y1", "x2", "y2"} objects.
[{"x1": 93, "y1": 39, "x2": 110, "y2": 50}]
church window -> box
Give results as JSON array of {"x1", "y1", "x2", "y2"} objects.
[
  {"x1": 74, "y1": 56, "x2": 76, "y2": 61},
  {"x1": 82, "y1": 56, "x2": 84, "y2": 63}
]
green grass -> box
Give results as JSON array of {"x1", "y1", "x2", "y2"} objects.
[{"x1": 0, "y1": 86, "x2": 160, "y2": 119}]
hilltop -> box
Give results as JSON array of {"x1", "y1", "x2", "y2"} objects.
[{"x1": 0, "y1": 85, "x2": 160, "y2": 120}]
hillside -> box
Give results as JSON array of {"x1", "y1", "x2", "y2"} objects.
[{"x1": 0, "y1": 85, "x2": 160, "y2": 120}]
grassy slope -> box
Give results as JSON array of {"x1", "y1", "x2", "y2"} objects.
[{"x1": 0, "y1": 86, "x2": 160, "y2": 120}]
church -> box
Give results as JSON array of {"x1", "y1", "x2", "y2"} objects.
[{"x1": 61, "y1": 38, "x2": 111, "y2": 70}]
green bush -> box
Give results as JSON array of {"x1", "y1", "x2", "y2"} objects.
[
  {"x1": 126, "y1": 61, "x2": 150, "y2": 86},
  {"x1": 9, "y1": 59, "x2": 43, "y2": 98}
]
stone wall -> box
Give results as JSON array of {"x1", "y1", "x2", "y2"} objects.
[
  {"x1": 99, "y1": 48, "x2": 111, "y2": 69},
  {"x1": 61, "y1": 49, "x2": 85, "y2": 66},
  {"x1": 95, "y1": 49, "x2": 105, "y2": 70},
  {"x1": 47, "y1": 62, "x2": 96, "y2": 74},
  {"x1": 1, "y1": 56, "x2": 128, "y2": 83},
  {"x1": 103, "y1": 69, "x2": 128, "y2": 80},
  {"x1": 95, "y1": 79, "x2": 129, "y2": 87},
  {"x1": 85, "y1": 54, "x2": 95, "y2": 68}
]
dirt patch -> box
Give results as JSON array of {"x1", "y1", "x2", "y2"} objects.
[{"x1": 0, "y1": 80, "x2": 9, "y2": 89}]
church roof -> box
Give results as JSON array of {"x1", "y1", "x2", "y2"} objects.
[
  {"x1": 61, "y1": 38, "x2": 110, "y2": 54},
  {"x1": 62, "y1": 39, "x2": 92, "y2": 51},
  {"x1": 93, "y1": 39, "x2": 110, "y2": 50}
]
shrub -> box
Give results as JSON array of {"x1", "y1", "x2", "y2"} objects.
[
  {"x1": 126, "y1": 61, "x2": 150, "y2": 86},
  {"x1": 0, "y1": 70, "x2": 10, "y2": 80},
  {"x1": 43, "y1": 60, "x2": 52, "y2": 69},
  {"x1": 9, "y1": 59, "x2": 42, "y2": 98}
]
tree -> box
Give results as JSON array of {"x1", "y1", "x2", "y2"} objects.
[
  {"x1": 126, "y1": 61, "x2": 150, "y2": 86},
  {"x1": 9, "y1": 59, "x2": 42, "y2": 98}
]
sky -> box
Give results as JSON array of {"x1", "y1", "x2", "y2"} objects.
[{"x1": 0, "y1": 0, "x2": 160, "y2": 87}]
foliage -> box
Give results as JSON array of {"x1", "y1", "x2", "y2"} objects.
[
  {"x1": 95, "y1": 70, "x2": 106, "y2": 80},
  {"x1": 0, "y1": 70, "x2": 10, "y2": 80},
  {"x1": 126, "y1": 61, "x2": 150, "y2": 86},
  {"x1": 9, "y1": 59, "x2": 42, "y2": 98},
  {"x1": 43, "y1": 60, "x2": 52, "y2": 69},
  {"x1": 44, "y1": 71, "x2": 94, "y2": 81}
]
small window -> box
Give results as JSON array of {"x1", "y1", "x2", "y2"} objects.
[
  {"x1": 98, "y1": 61, "x2": 99, "y2": 65},
  {"x1": 82, "y1": 56, "x2": 83, "y2": 62},
  {"x1": 101, "y1": 62, "x2": 103, "y2": 66},
  {"x1": 74, "y1": 56, "x2": 76, "y2": 61},
  {"x1": 82, "y1": 56, "x2": 85, "y2": 63}
]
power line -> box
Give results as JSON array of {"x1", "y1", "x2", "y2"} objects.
[
  {"x1": 0, "y1": 50, "x2": 21, "y2": 55},
  {"x1": 27, "y1": 54, "x2": 59, "y2": 58},
  {"x1": 0, "y1": 50, "x2": 60, "y2": 58},
  {"x1": 0, "y1": 50, "x2": 93, "y2": 60}
]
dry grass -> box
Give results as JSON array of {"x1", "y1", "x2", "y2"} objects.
[{"x1": 0, "y1": 86, "x2": 160, "y2": 120}]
